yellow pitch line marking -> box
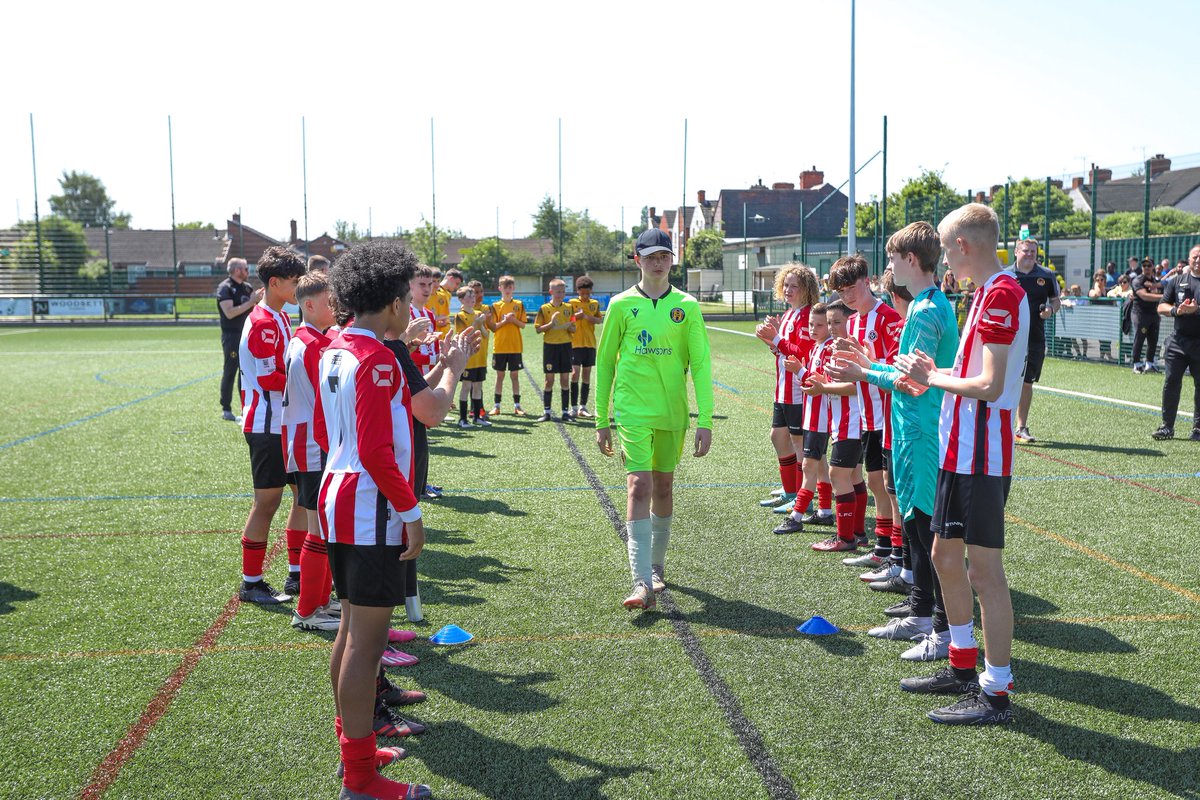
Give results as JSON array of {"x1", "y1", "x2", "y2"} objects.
[{"x1": 1008, "y1": 512, "x2": 1200, "y2": 606}]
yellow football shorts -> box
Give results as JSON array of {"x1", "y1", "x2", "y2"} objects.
[{"x1": 615, "y1": 425, "x2": 685, "y2": 473}]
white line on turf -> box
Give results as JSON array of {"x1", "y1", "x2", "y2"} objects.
[
  {"x1": 1032, "y1": 385, "x2": 1159, "y2": 411},
  {"x1": 705, "y1": 325, "x2": 756, "y2": 338},
  {"x1": 0, "y1": 329, "x2": 37, "y2": 337}
]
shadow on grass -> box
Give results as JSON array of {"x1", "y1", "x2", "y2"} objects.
[
  {"x1": 1011, "y1": 589, "x2": 1137, "y2": 654},
  {"x1": 1016, "y1": 707, "x2": 1200, "y2": 799},
  {"x1": 1017, "y1": 660, "x2": 1200, "y2": 723},
  {"x1": 428, "y1": 444, "x2": 498, "y2": 459},
  {"x1": 1033, "y1": 440, "x2": 1164, "y2": 457},
  {"x1": 430, "y1": 495, "x2": 527, "y2": 517},
  {"x1": 0, "y1": 582, "x2": 38, "y2": 614},
  {"x1": 419, "y1": 720, "x2": 648, "y2": 798},
  {"x1": 418, "y1": 548, "x2": 532, "y2": 609},
  {"x1": 415, "y1": 653, "x2": 559, "y2": 714},
  {"x1": 666, "y1": 584, "x2": 864, "y2": 654}
]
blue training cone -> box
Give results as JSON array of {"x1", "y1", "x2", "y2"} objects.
[
  {"x1": 797, "y1": 615, "x2": 839, "y2": 635},
  {"x1": 430, "y1": 624, "x2": 474, "y2": 645}
]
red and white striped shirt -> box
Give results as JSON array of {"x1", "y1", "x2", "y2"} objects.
[
  {"x1": 239, "y1": 303, "x2": 291, "y2": 435},
  {"x1": 939, "y1": 272, "x2": 1029, "y2": 477},
  {"x1": 826, "y1": 363, "x2": 862, "y2": 443},
  {"x1": 282, "y1": 322, "x2": 330, "y2": 473},
  {"x1": 802, "y1": 338, "x2": 833, "y2": 433},
  {"x1": 318, "y1": 328, "x2": 422, "y2": 546},
  {"x1": 772, "y1": 306, "x2": 814, "y2": 405},
  {"x1": 410, "y1": 304, "x2": 440, "y2": 376},
  {"x1": 849, "y1": 299, "x2": 903, "y2": 437}
]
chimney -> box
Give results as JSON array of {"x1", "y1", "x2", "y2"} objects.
[
  {"x1": 1071, "y1": 177, "x2": 1084, "y2": 191},
  {"x1": 1148, "y1": 154, "x2": 1172, "y2": 178},
  {"x1": 290, "y1": 219, "x2": 298, "y2": 243},
  {"x1": 649, "y1": 206, "x2": 656, "y2": 221},
  {"x1": 1090, "y1": 167, "x2": 1112, "y2": 184},
  {"x1": 750, "y1": 178, "x2": 767, "y2": 190},
  {"x1": 232, "y1": 212, "x2": 240, "y2": 224},
  {"x1": 799, "y1": 166, "x2": 824, "y2": 190},
  {"x1": 974, "y1": 191, "x2": 987, "y2": 203},
  {"x1": 697, "y1": 189, "x2": 706, "y2": 204},
  {"x1": 772, "y1": 181, "x2": 795, "y2": 190}
]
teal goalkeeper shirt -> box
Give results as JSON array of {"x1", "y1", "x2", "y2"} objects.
[{"x1": 865, "y1": 285, "x2": 959, "y2": 442}]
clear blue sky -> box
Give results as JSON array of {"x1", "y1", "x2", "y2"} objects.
[{"x1": 2, "y1": 0, "x2": 1196, "y2": 240}]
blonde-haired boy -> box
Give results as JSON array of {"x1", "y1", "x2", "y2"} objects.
[
  {"x1": 489, "y1": 275, "x2": 527, "y2": 415},
  {"x1": 534, "y1": 278, "x2": 576, "y2": 422},
  {"x1": 895, "y1": 203, "x2": 1028, "y2": 725}
]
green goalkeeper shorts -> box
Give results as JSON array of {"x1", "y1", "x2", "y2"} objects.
[{"x1": 616, "y1": 425, "x2": 685, "y2": 473}]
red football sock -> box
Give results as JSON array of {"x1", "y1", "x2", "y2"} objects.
[
  {"x1": 285, "y1": 527, "x2": 306, "y2": 569},
  {"x1": 949, "y1": 645, "x2": 979, "y2": 671},
  {"x1": 336, "y1": 717, "x2": 403, "y2": 770},
  {"x1": 817, "y1": 481, "x2": 832, "y2": 512},
  {"x1": 241, "y1": 536, "x2": 267, "y2": 580},
  {"x1": 342, "y1": 733, "x2": 418, "y2": 797},
  {"x1": 778, "y1": 454, "x2": 798, "y2": 494},
  {"x1": 891, "y1": 519, "x2": 904, "y2": 549},
  {"x1": 852, "y1": 482, "x2": 868, "y2": 536},
  {"x1": 791, "y1": 488, "x2": 815, "y2": 515},
  {"x1": 297, "y1": 534, "x2": 330, "y2": 618},
  {"x1": 835, "y1": 493, "x2": 857, "y2": 542},
  {"x1": 875, "y1": 517, "x2": 893, "y2": 552}
]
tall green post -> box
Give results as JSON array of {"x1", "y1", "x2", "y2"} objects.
[
  {"x1": 1088, "y1": 164, "x2": 1098, "y2": 275},
  {"x1": 881, "y1": 115, "x2": 888, "y2": 246},
  {"x1": 1044, "y1": 176, "x2": 1051, "y2": 268},
  {"x1": 1003, "y1": 181, "x2": 1011, "y2": 255},
  {"x1": 742, "y1": 202, "x2": 748, "y2": 315},
  {"x1": 1142, "y1": 159, "x2": 1151, "y2": 260}
]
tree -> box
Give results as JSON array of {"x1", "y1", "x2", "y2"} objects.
[
  {"x1": 458, "y1": 237, "x2": 513, "y2": 284},
  {"x1": 334, "y1": 220, "x2": 367, "y2": 242},
  {"x1": 1051, "y1": 212, "x2": 1092, "y2": 238},
  {"x1": 175, "y1": 221, "x2": 213, "y2": 230},
  {"x1": 565, "y1": 214, "x2": 621, "y2": 273},
  {"x1": 1096, "y1": 208, "x2": 1200, "y2": 239},
  {"x1": 847, "y1": 169, "x2": 967, "y2": 237},
  {"x1": 989, "y1": 178, "x2": 1076, "y2": 240},
  {"x1": 407, "y1": 217, "x2": 461, "y2": 267},
  {"x1": 532, "y1": 196, "x2": 568, "y2": 255},
  {"x1": 685, "y1": 228, "x2": 724, "y2": 271},
  {"x1": 48, "y1": 170, "x2": 131, "y2": 228},
  {"x1": 0, "y1": 216, "x2": 95, "y2": 290}
]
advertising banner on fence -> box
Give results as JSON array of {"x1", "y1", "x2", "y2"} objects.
[
  {"x1": 0, "y1": 297, "x2": 33, "y2": 317},
  {"x1": 32, "y1": 298, "x2": 106, "y2": 317}
]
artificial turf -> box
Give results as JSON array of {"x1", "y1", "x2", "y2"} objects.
[{"x1": 0, "y1": 323, "x2": 1196, "y2": 799}]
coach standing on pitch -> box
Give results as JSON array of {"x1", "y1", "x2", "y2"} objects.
[
  {"x1": 1005, "y1": 238, "x2": 1059, "y2": 443},
  {"x1": 1152, "y1": 244, "x2": 1200, "y2": 441},
  {"x1": 216, "y1": 257, "x2": 263, "y2": 421}
]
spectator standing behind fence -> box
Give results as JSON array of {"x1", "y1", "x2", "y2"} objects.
[
  {"x1": 216, "y1": 258, "x2": 263, "y2": 422},
  {"x1": 1088, "y1": 272, "x2": 1114, "y2": 362},
  {"x1": 1151, "y1": 245, "x2": 1200, "y2": 441},
  {"x1": 1131, "y1": 258, "x2": 1163, "y2": 374},
  {"x1": 1004, "y1": 238, "x2": 1059, "y2": 444},
  {"x1": 1107, "y1": 274, "x2": 1132, "y2": 299},
  {"x1": 1105, "y1": 261, "x2": 1119, "y2": 289},
  {"x1": 941, "y1": 270, "x2": 957, "y2": 295}
]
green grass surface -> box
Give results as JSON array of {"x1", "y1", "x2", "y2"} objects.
[{"x1": 0, "y1": 324, "x2": 1197, "y2": 799}]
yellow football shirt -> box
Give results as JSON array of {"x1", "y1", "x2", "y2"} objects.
[
  {"x1": 569, "y1": 296, "x2": 603, "y2": 348},
  {"x1": 536, "y1": 301, "x2": 574, "y2": 345},
  {"x1": 454, "y1": 308, "x2": 489, "y2": 370},
  {"x1": 490, "y1": 298, "x2": 527, "y2": 354},
  {"x1": 426, "y1": 286, "x2": 451, "y2": 332}
]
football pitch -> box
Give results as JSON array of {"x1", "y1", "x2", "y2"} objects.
[{"x1": 1, "y1": 323, "x2": 1197, "y2": 800}]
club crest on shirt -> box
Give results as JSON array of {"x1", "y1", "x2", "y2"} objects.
[
  {"x1": 670, "y1": 307, "x2": 685, "y2": 323},
  {"x1": 1036, "y1": 277, "x2": 1046, "y2": 286},
  {"x1": 372, "y1": 363, "x2": 394, "y2": 387},
  {"x1": 867, "y1": 330, "x2": 878, "y2": 341}
]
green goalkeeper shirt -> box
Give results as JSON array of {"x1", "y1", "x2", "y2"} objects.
[{"x1": 595, "y1": 285, "x2": 713, "y2": 432}]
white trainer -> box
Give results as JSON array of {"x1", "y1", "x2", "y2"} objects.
[
  {"x1": 901, "y1": 632, "x2": 950, "y2": 661},
  {"x1": 291, "y1": 609, "x2": 341, "y2": 631},
  {"x1": 867, "y1": 616, "x2": 932, "y2": 641},
  {"x1": 623, "y1": 582, "x2": 656, "y2": 611}
]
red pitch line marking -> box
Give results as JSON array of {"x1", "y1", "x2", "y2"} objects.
[
  {"x1": 77, "y1": 535, "x2": 286, "y2": 800},
  {"x1": 1020, "y1": 447, "x2": 1200, "y2": 508},
  {"x1": 0, "y1": 528, "x2": 240, "y2": 542}
]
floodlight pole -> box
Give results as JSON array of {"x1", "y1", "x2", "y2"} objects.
[
  {"x1": 302, "y1": 116, "x2": 309, "y2": 259},
  {"x1": 558, "y1": 118, "x2": 563, "y2": 273},
  {"x1": 29, "y1": 114, "x2": 43, "y2": 290},
  {"x1": 847, "y1": 0, "x2": 857, "y2": 255},
  {"x1": 430, "y1": 118, "x2": 437, "y2": 267},
  {"x1": 681, "y1": 118, "x2": 687, "y2": 283},
  {"x1": 169, "y1": 115, "x2": 179, "y2": 320}
]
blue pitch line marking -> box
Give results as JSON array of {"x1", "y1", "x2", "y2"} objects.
[
  {"x1": 712, "y1": 380, "x2": 741, "y2": 394},
  {"x1": 0, "y1": 371, "x2": 219, "y2": 452},
  {"x1": 6, "y1": 474, "x2": 1199, "y2": 505}
]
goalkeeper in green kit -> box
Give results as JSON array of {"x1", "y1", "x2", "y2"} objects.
[{"x1": 595, "y1": 228, "x2": 714, "y2": 611}]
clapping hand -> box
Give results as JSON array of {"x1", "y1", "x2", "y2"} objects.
[
  {"x1": 895, "y1": 348, "x2": 935, "y2": 386},
  {"x1": 783, "y1": 355, "x2": 803, "y2": 374}
]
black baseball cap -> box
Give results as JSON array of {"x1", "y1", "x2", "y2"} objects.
[{"x1": 636, "y1": 228, "x2": 673, "y2": 256}]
